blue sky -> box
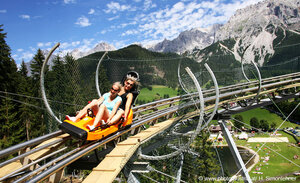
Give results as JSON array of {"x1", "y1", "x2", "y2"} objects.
[{"x1": 0, "y1": 0, "x2": 263, "y2": 64}]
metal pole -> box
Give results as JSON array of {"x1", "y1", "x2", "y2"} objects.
[
  {"x1": 40, "y1": 42, "x2": 62, "y2": 124},
  {"x1": 219, "y1": 120, "x2": 252, "y2": 183},
  {"x1": 95, "y1": 51, "x2": 108, "y2": 97},
  {"x1": 0, "y1": 130, "x2": 62, "y2": 159},
  {"x1": 201, "y1": 63, "x2": 219, "y2": 130}
]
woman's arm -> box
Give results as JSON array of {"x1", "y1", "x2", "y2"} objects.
[
  {"x1": 124, "y1": 93, "x2": 133, "y2": 121},
  {"x1": 97, "y1": 96, "x2": 104, "y2": 106}
]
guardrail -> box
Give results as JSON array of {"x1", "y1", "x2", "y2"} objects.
[{"x1": 0, "y1": 72, "x2": 299, "y2": 182}]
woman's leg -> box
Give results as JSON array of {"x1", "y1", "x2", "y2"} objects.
[
  {"x1": 108, "y1": 109, "x2": 124, "y2": 125},
  {"x1": 89, "y1": 104, "x2": 110, "y2": 128},
  {"x1": 75, "y1": 99, "x2": 98, "y2": 121}
]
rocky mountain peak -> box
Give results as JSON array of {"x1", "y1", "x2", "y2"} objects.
[
  {"x1": 148, "y1": 24, "x2": 222, "y2": 54},
  {"x1": 211, "y1": 0, "x2": 300, "y2": 66},
  {"x1": 216, "y1": 0, "x2": 300, "y2": 41},
  {"x1": 71, "y1": 42, "x2": 116, "y2": 59}
]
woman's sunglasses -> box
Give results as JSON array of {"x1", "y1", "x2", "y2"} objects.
[
  {"x1": 125, "y1": 81, "x2": 134, "y2": 87},
  {"x1": 111, "y1": 88, "x2": 119, "y2": 92}
]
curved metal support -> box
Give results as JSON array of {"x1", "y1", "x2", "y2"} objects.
[
  {"x1": 251, "y1": 60, "x2": 262, "y2": 99},
  {"x1": 241, "y1": 59, "x2": 250, "y2": 82},
  {"x1": 200, "y1": 63, "x2": 220, "y2": 130},
  {"x1": 138, "y1": 147, "x2": 182, "y2": 160},
  {"x1": 40, "y1": 43, "x2": 63, "y2": 124},
  {"x1": 177, "y1": 59, "x2": 189, "y2": 94},
  {"x1": 172, "y1": 64, "x2": 218, "y2": 135},
  {"x1": 138, "y1": 67, "x2": 205, "y2": 161},
  {"x1": 175, "y1": 153, "x2": 184, "y2": 183},
  {"x1": 246, "y1": 61, "x2": 262, "y2": 107},
  {"x1": 95, "y1": 51, "x2": 108, "y2": 98},
  {"x1": 240, "y1": 60, "x2": 262, "y2": 107},
  {"x1": 185, "y1": 67, "x2": 205, "y2": 143}
]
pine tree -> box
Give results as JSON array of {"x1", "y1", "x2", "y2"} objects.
[
  {"x1": 64, "y1": 54, "x2": 84, "y2": 114},
  {"x1": 0, "y1": 92, "x2": 19, "y2": 149},
  {"x1": 194, "y1": 132, "x2": 220, "y2": 179},
  {"x1": 28, "y1": 49, "x2": 47, "y2": 137},
  {"x1": 233, "y1": 115, "x2": 243, "y2": 131},
  {"x1": 182, "y1": 132, "x2": 220, "y2": 182},
  {"x1": 18, "y1": 61, "x2": 33, "y2": 140},
  {"x1": 30, "y1": 49, "x2": 47, "y2": 92},
  {"x1": 47, "y1": 55, "x2": 66, "y2": 131},
  {"x1": 0, "y1": 25, "x2": 23, "y2": 148},
  {"x1": 0, "y1": 25, "x2": 11, "y2": 89},
  {"x1": 0, "y1": 24, "x2": 19, "y2": 99},
  {"x1": 250, "y1": 117, "x2": 259, "y2": 130}
]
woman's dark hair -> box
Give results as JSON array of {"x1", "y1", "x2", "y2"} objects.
[{"x1": 122, "y1": 71, "x2": 139, "y2": 92}]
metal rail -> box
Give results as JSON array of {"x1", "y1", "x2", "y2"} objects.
[
  {"x1": 0, "y1": 72, "x2": 299, "y2": 182},
  {"x1": 133, "y1": 72, "x2": 300, "y2": 113},
  {"x1": 0, "y1": 130, "x2": 63, "y2": 159},
  {"x1": 28, "y1": 77, "x2": 300, "y2": 182}
]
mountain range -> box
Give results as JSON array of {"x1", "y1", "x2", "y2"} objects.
[
  {"x1": 147, "y1": 24, "x2": 222, "y2": 54},
  {"x1": 149, "y1": 0, "x2": 300, "y2": 66}
]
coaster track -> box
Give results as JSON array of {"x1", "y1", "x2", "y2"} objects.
[{"x1": 0, "y1": 72, "x2": 299, "y2": 182}]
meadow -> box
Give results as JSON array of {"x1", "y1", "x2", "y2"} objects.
[
  {"x1": 235, "y1": 132, "x2": 300, "y2": 182},
  {"x1": 233, "y1": 108, "x2": 298, "y2": 130},
  {"x1": 136, "y1": 85, "x2": 178, "y2": 104}
]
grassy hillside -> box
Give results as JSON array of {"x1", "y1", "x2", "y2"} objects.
[
  {"x1": 78, "y1": 45, "x2": 200, "y2": 89},
  {"x1": 136, "y1": 85, "x2": 178, "y2": 104},
  {"x1": 233, "y1": 108, "x2": 299, "y2": 129}
]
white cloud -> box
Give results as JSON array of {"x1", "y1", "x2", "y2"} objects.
[
  {"x1": 0, "y1": 9, "x2": 7, "y2": 13},
  {"x1": 64, "y1": 0, "x2": 76, "y2": 4},
  {"x1": 37, "y1": 42, "x2": 52, "y2": 47},
  {"x1": 108, "y1": 15, "x2": 119, "y2": 21},
  {"x1": 88, "y1": 8, "x2": 95, "y2": 15},
  {"x1": 100, "y1": 30, "x2": 107, "y2": 34},
  {"x1": 60, "y1": 41, "x2": 81, "y2": 49},
  {"x1": 122, "y1": 29, "x2": 139, "y2": 36},
  {"x1": 113, "y1": 39, "x2": 127, "y2": 49},
  {"x1": 75, "y1": 38, "x2": 94, "y2": 52},
  {"x1": 143, "y1": 0, "x2": 156, "y2": 11},
  {"x1": 75, "y1": 16, "x2": 91, "y2": 27},
  {"x1": 17, "y1": 49, "x2": 24, "y2": 52},
  {"x1": 16, "y1": 51, "x2": 35, "y2": 62},
  {"x1": 104, "y1": 2, "x2": 132, "y2": 14},
  {"x1": 125, "y1": 0, "x2": 264, "y2": 42},
  {"x1": 71, "y1": 41, "x2": 81, "y2": 47},
  {"x1": 20, "y1": 14, "x2": 30, "y2": 20}
]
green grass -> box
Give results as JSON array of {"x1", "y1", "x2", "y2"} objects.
[
  {"x1": 223, "y1": 107, "x2": 300, "y2": 181},
  {"x1": 137, "y1": 85, "x2": 178, "y2": 103},
  {"x1": 249, "y1": 142, "x2": 300, "y2": 179},
  {"x1": 233, "y1": 108, "x2": 299, "y2": 129},
  {"x1": 233, "y1": 132, "x2": 300, "y2": 181}
]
